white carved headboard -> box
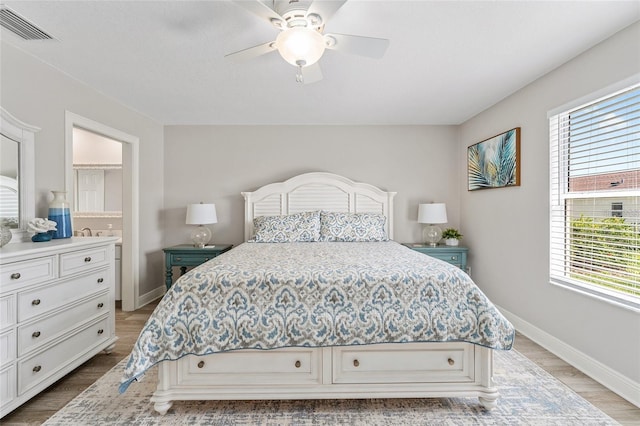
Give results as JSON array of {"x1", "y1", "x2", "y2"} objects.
[{"x1": 241, "y1": 172, "x2": 397, "y2": 242}]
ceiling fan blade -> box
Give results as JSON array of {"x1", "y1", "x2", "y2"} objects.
[
  {"x1": 306, "y1": 0, "x2": 347, "y2": 23},
  {"x1": 225, "y1": 41, "x2": 276, "y2": 62},
  {"x1": 301, "y1": 62, "x2": 323, "y2": 84},
  {"x1": 325, "y1": 33, "x2": 390, "y2": 58},
  {"x1": 232, "y1": 0, "x2": 284, "y2": 25}
]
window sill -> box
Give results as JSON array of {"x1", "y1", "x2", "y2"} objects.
[{"x1": 550, "y1": 278, "x2": 640, "y2": 313}]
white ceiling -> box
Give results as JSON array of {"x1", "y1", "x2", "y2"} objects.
[{"x1": 2, "y1": 1, "x2": 639, "y2": 125}]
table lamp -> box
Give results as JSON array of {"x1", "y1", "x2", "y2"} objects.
[
  {"x1": 418, "y1": 203, "x2": 447, "y2": 246},
  {"x1": 186, "y1": 202, "x2": 217, "y2": 248}
]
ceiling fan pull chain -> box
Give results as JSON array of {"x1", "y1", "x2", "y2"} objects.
[{"x1": 296, "y1": 61, "x2": 304, "y2": 84}]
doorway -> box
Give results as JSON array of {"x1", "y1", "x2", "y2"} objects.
[{"x1": 65, "y1": 112, "x2": 139, "y2": 311}]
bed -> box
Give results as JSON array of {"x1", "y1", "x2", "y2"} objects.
[{"x1": 120, "y1": 172, "x2": 515, "y2": 414}]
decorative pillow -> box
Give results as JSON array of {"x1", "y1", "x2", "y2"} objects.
[
  {"x1": 252, "y1": 211, "x2": 320, "y2": 243},
  {"x1": 319, "y1": 211, "x2": 388, "y2": 242}
]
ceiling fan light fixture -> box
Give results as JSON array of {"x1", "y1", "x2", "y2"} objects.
[{"x1": 275, "y1": 27, "x2": 325, "y2": 67}]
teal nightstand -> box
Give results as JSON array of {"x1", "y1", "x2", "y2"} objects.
[
  {"x1": 163, "y1": 244, "x2": 233, "y2": 289},
  {"x1": 402, "y1": 243, "x2": 468, "y2": 272}
]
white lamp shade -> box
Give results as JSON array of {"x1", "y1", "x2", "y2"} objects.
[
  {"x1": 186, "y1": 203, "x2": 217, "y2": 225},
  {"x1": 276, "y1": 27, "x2": 326, "y2": 67},
  {"x1": 418, "y1": 203, "x2": 447, "y2": 224}
]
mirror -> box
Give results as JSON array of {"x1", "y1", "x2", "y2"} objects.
[
  {"x1": 72, "y1": 127, "x2": 123, "y2": 218},
  {"x1": 0, "y1": 108, "x2": 37, "y2": 241}
]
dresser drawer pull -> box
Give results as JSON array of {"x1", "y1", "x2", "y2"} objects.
[
  {"x1": 10, "y1": 272, "x2": 21, "y2": 280},
  {"x1": 97, "y1": 329, "x2": 104, "y2": 335},
  {"x1": 33, "y1": 365, "x2": 42, "y2": 373},
  {"x1": 448, "y1": 358, "x2": 455, "y2": 366},
  {"x1": 97, "y1": 302, "x2": 104, "y2": 308},
  {"x1": 450, "y1": 256, "x2": 458, "y2": 260},
  {"x1": 176, "y1": 257, "x2": 182, "y2": 261},
  {"x1": 32, "y1": 331, "x2": 41, "y2": 338},
  {"x1": 84, "y1": 256, "x2": 92, "y2": 262},
  {"x1": 197, "y1": 361, "x2": 205, "y2": 368},
  {"x1": 353, "y1": 359, "x2": 360, "y2": 367},
  {"x1": 31, "y1": 299, "x2": 41, "y2": 306},
  {"x1": 295, "y1": 360, "x2": 301, "y2": 368},
  {"x1": 97, "y1": 278, "x2": 104, "y2": 283}
]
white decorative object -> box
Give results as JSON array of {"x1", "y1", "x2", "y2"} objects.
[
  {"x1": 186, "y1": 203, "x2": 217, "y2": 248},
  {"x1": 0, "y1": 238, "x2": 117, "y2": 417},
  {"x1": 149, "y1": 173, "x2": 498, "y2": 415},
  {"x1": 445, "y1": 238, "x2": 460, "y2": 246},
  {"x1": 27, "y1": 218, "x2": 57, "y2": 233},
  {"x1": 418, "y1": 203, "x2": 448, "y2": 246}
]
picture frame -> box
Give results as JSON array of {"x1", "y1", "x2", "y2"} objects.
[{"x1": 468, "y1": 127, "x2": 521, "y2": 191}]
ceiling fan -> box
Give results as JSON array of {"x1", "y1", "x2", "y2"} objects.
[{"x1": 225, "y1": 0, "x2": 390, "y2": 84}]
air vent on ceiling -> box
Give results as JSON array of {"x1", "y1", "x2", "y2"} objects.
[{"x1": 0, "y1": 7, "x2": 53, "y2": 40}]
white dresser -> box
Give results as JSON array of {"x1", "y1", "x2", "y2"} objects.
[{"x1": 0, "y1": 237, "x2": 118, "y2": 417}]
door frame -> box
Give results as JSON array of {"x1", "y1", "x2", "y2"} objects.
[{"x1": 65, "y1": 111, "x2": 139, "y2": 311}]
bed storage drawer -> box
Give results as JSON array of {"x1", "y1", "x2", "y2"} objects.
[
  {"x1": 332, "y1": 342, "x2": 475, "y2": 384},
  {"x1": 180, "y1": 348, "x2": 322, "y2": 386}
]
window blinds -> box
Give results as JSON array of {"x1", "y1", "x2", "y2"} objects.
[{"x1": 550, "y1": 84, "x2": 640, "y2": 307}]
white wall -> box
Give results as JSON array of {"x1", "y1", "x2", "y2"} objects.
[
  {"x1": 1, "y1": 41, "x2": 165, "y2": 299},
  {"x1": 163, "y1": 125, "x2": 460, "y2": 246},
  {"x1": 459, "y1": 22, "x2": 640, "y2": 397}
]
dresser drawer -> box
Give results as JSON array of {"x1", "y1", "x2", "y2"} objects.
[
  {"x1": 18, "y1": 291, "x2": 110, "y2": 356},
  {"x1": 332, "y1": 343, "x2": 474, "y2": 384},
  {"x1": 180, "y1": 347, "x2": 322, "y2": 386},
  {"x1": 18, "y1": 316, "x2": 110, "y2": 395},
  {"x1": 0, "y1": 330, "x2": 16, "y2": 364},
  {"x1": 0, "y1": 256, "x2": 56, "y2": 288},
  {"x1": 0, "y1": 363, "x2": 16, "y2": 412},
  {"x1": 17, "y1": 269, "x2": 110, "y2": 322},
  {"x1": 59, "y1": 246, "x2": 110, "y2": 277},
  {"x1": 0, "y1": 295, "x2": 15, "y2": 331}
]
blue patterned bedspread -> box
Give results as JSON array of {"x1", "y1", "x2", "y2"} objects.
[{"x1": 120, "y1": 241, "x2": 514, "y2": 392}]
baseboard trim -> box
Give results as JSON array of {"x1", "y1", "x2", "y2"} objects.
[
  {"x1": 497, "y1": 304, "x2": 640, "y2": 408},
  {"x1": 137, "y1": 285, "x2": 165, "y2": 309}
]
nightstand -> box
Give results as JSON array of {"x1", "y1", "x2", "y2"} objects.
[
  {"x1": 163, "y1": 244, "x2": 233, "y2": 289},
  {"x1": 402, "y1": 243, "x2": 468, "y2": 272}
]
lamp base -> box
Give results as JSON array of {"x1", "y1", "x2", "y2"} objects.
[
  {"x1": 423, "y1": 224, "x2": 442, "y2": 247},
  {"x1": 191, "y1": 225, "x2": 212, "y2": 248}
]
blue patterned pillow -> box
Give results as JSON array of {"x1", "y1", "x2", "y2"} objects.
[
  {"x1": 252, "y1": 211, "x2": 320, "y2": 243},
  {"x1": 319, "y1": 211, "x2": 388, "y2": 242}
]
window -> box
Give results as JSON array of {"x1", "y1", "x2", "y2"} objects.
[
  {"x1": 611, "y1": 202, "x2": 623, "y2": 218},
  {"x1": 550, "y1": 84, "x2": 640, "y2": 309}
]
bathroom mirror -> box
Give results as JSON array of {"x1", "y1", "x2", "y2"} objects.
[
  {"x1": 73, "y1": 164, "x2": 123, "y2": 217},
  {"x1": 0, "y1": 108, "x2": 37, "y2": 242}
]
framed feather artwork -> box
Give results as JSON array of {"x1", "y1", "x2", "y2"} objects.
[{"x1": 468, "y1": 127, "x2": 521, "y2": 191}]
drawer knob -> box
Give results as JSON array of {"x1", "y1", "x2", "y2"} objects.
[
  {"x1": 295, "y1": 360, "x2": 301, "y2": 368},
  {"x1": 176, "y1": 257, "x2": 182, "y2": 261},
  {"x1": 31, "y1": 299, "x2": 41, "y2": 306},
  {"x1": 32, "y1": 331, "x2": 41, "y2": 338},
  {"x1": 197, "y1": 361, "x2": 205, "y2": 368},
  {"x1": 10, "y1": 272, "x2": 21, "y2": 280},
  {"x1": 450, "y1": 256, "x2": 457, "y2": 260},
  {"x1": 97, "y1": 302, "x2": 104, "y2": 308},
  {"x1": 353, "y1": 359, "x2": 360, "y2": 367},
  {"x1": 84, "y1": 256, "x2": 92, "y2": 262},
  {"x1": 448, "y1": 358, "x2": 455, "y2": 366},
  {"x1": 97, "y1": 278, "x2": 104, "y2": 283},
  {"x1": 33, "y1": 365, "x2": 42, "y2": 373},
  {"x1": 97, "y1": 329, "x2": 104, "y2": 335}
]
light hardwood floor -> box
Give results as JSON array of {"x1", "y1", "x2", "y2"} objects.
[{"x1": 3, "y1": 300, "x2": 639, "y2": 425}]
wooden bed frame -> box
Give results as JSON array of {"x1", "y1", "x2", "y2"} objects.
[{"x1": 151, "y1": 172, "x2": 498, "y2": 414}]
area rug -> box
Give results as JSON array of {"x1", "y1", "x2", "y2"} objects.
[{"x1": 43, "y1": 349, "x2": 617, "y2": 425}]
